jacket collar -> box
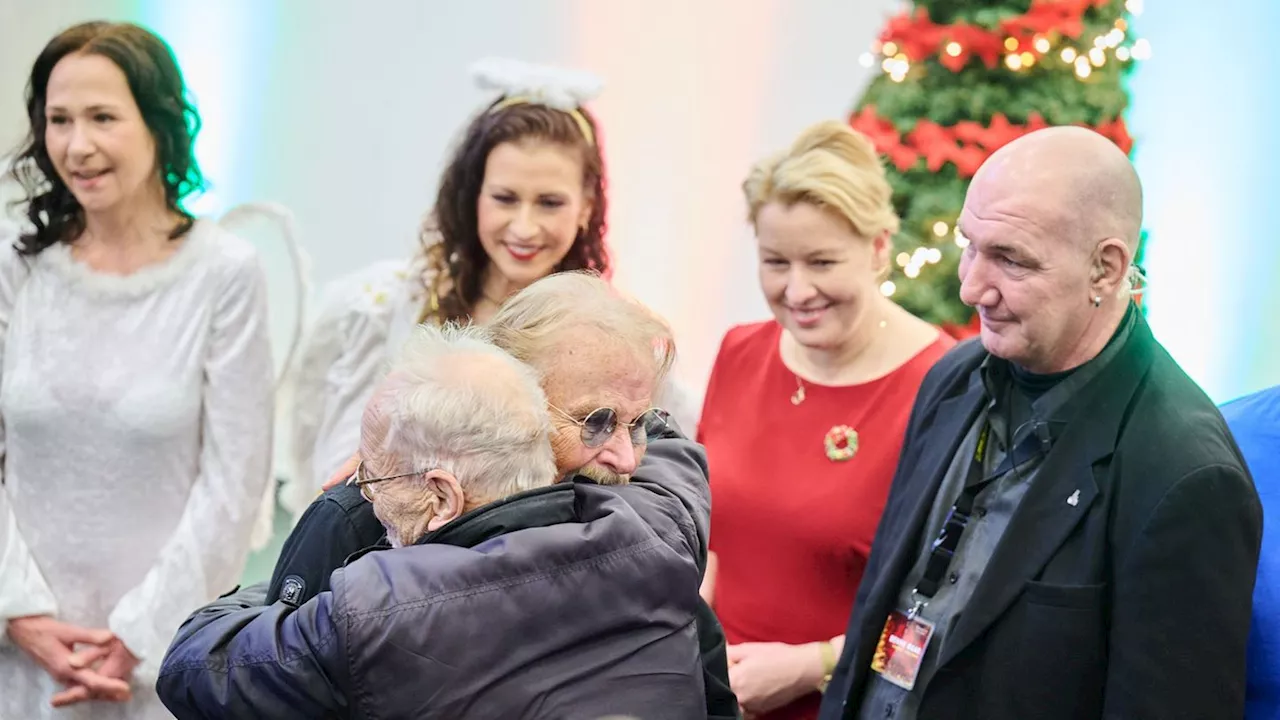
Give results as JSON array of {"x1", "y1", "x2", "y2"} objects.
[{"x1": 414, "y1": 483, "x2": 579, "y2": 549}]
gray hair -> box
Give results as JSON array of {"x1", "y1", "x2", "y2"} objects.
[
  {"x1": 486, "y1": 271, "x2": 677, "y2": 380},
  {"x1": 361, "y1": 323, "x2": 556, "y2": 545}
]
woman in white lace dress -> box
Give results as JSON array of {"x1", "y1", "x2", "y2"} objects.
[
  {"x1": 0, "y1": 22, "x2": 274, "y2": 719},
  {"x1": 284, "y1": 59, "x2": 696, "y2": 513}
]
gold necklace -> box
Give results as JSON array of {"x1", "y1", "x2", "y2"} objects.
[
  {"x1": 791, "y1": 377, "x2": 807, "y2": 405},
  {"x1": 789, "y1": 318, "x2": 888, "y2": 406}
]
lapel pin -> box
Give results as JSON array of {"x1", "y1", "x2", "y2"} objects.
[{"x1": 1067, "y1": 490, "x2": 1081, "y2": 507}]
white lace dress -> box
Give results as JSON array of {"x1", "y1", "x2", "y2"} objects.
[
  {"x1": 0, "y1": 220, "x2": 275, "y2": 719},
  {"x1": 281, "y1": 257, "x2": 700, "y2": 517}
]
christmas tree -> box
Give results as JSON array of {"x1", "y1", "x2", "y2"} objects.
[{"x1": 851, "y1": 0, "x2": 1148, "y2": 332}]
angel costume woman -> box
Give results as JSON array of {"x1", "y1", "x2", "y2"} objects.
[
  {"x1": 284, "y1": 58, "x2": 697, "y2": 514},
  {"x1": 0, "y1": 23, "x2": 275, "y2": 719}
]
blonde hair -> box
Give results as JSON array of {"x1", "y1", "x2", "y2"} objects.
[
  {"x1": 743, "y1": 120, "x2": 899, "y2": 240},
  {"x1": 486, "y1": 271, "x2": 676, "y2": 382}
]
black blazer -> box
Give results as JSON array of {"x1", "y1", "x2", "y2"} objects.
[{"x1": 819, "y1": 314, "x2": 1262, "y2": 720}]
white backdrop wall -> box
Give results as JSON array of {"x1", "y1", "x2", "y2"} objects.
[
  {"x1": 0, "y1": 0, "x2": 896, "y2": 425},
  {"x1": 4, "y1": 0, "x2": 1277, "y2": 430}
]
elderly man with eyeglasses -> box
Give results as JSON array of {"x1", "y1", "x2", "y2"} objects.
[
  {"x1": 265, "y1": 272, "x2": 707, "y2": 604},
  {"x1": 158, "y1": 272, "x2": 735, "y2": 719},
  {"x1": 156, "y1": 316, "x2": 709, "y2": 719}
]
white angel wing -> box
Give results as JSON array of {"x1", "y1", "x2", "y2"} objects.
[
  {"x1": 217, "y1": 202, "x2": 311, "y2": 551},
  {"x1": 218, "y1": 202, "x2": 310, "y2": 390}
]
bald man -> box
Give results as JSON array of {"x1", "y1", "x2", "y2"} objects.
[{"x1": 818, "y1": 127, "x2": 1261, "y2": 720}]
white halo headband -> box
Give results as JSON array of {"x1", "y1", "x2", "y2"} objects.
[{"x1": 471, "y1": 57, "x2": 603, "y2": 146}]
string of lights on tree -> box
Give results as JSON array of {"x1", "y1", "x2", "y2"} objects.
[{"x1": 848, "y1": 0, "x2": 1148, "y2": 331}]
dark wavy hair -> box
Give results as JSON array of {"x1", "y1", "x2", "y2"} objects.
[
  {"x1": 420, "y1": 99, "x2": 610, "y2": 324},
  {"x1": 7, "y1": 21, "x2": 204, "y2": 256}
]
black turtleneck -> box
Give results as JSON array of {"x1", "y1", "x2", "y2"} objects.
[{"x1": 1010, "y1": 303, "x2": 1136, "y2": 401}]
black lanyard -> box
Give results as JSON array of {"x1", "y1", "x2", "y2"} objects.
[{"x1": 910, "y1": 418, "x2": 1046, "y2": 611}]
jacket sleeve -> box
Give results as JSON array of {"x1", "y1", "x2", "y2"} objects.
[
  {"x1": 625, "y1": 427, "x2": 726, "y2": 719},
  {"x1": 266, "y1": 488, "x2": 380, "y2": 605},
  {"x1": 626, "y1": 424, "x2": 711, "y2": 569},
  {"x1": 107, "y1": 242, "x2": 275, "y2": 683},
  {"x1": 695, "y1": 596, "x2": 741, "y2": 720},
  {"x1": 156, "y1": 582, "x2": 350, "y2": 720},
  {"x1": 1101, "y1": 463, "x2": 1262, "y2": 719}
]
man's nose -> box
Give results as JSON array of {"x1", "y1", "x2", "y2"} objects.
[
  {"x1": 595, "y1": 427, "x2": 638, "y2": 476},
  {"x1": 958, "y1": 253, "x2": 997, "y2": 307}
]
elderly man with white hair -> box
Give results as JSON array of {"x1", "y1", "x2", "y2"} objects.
[
  {"x1": 257, "y1": 271, "x2": 738, "y2": 719},
  {"x1": 155, "y1": 322, "x2": 707, "y2": 719}
]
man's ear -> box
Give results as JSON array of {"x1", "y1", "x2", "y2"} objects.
[
  {"x1": 424, "y1": 470, "x2": 466, "y2": 532},
  {"x1": 1092, "y1": 236, "x2": 1132, "y2": 300}
]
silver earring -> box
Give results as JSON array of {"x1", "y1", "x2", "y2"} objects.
[{"x1": 1092, "y1": 295, "x2": 1102, "y2": 307}]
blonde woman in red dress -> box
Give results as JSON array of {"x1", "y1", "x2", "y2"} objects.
[{"x1": 697, "y1": 120, "x2": 955, "y2": 719}]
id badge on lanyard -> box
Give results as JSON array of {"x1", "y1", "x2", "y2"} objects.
[
  {"x1": 869, "y1": 607, "x2": 936, "y2": 690},
  {"x1": 870, "y1": 422, "x2": 1000, "y2": 691}
]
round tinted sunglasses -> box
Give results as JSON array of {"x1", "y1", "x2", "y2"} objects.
[{"x1": 549, "y1": 405, "x2": 671, "y2": 449}]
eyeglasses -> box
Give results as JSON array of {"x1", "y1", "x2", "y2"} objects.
[
  {"x1": 347, "y1": 461, "x2": 431, "y2": 502},
  {"x1": 548, "y1": 404, "x2": 670, "y2": 449}
]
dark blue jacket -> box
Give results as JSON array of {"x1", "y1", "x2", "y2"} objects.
[
  {"x1": 158, "y1": 479, "x2": 706, "y2": 719},
  {"x1": 262, "y1": 427, "x2": 738, "y2": 719},
  {"x1": 1221, "y1": 385, "x2": 1280, "y2": 720}
]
